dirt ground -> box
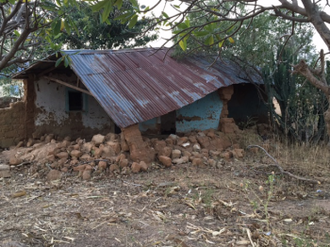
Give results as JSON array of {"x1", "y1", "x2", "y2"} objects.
[{"x1": 1, "y1": 144, "x2": 330, "y2": 247}]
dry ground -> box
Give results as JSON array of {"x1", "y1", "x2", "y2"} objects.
[{"x1": 1, "y1": 143, "x2": 330, "y2": 247}]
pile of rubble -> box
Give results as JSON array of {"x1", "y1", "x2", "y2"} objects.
[{"x1": 1, "y1": 125, "x2": 248, "y2": 180}]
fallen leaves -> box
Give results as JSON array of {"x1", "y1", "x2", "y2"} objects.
[{"x1": 11, "y1": 190, "x2": 26, "y2": 198}]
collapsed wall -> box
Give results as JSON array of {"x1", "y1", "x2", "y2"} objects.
[
  {"x1": 2, "y1": 123, "x2": 249, "y2": 180},
  {"x1": 0, "y1": 102, "x2": 25, "y2": 148}
]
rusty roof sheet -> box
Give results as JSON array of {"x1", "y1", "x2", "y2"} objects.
[
  {"x1": 14, "y1": 48, "x2": 263, "y2": 128},
  {"x1": 66, "y1": 49, "x2": 263, "y2": 128}
]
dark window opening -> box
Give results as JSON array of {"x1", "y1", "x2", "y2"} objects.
[
  {"x1": 161, "y1": 111, "x2": 176, "y2": 134},
  {"x1": 68, "y1": 91, "x2": 83, "y2": 111},
  {"x1": 115, "y1": 124, "x2": 121, "y2": 134}
]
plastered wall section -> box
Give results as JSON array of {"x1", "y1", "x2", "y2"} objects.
[
  {"x1": 176, "y1": 91, "x2": 223, "y2": 133},
  {"x1": 138, "y1": 91, "x2": 223, "y2": 134},
  {"x1": 33, "y1": 78, "x2": 114, "y2": 139},
  {"x1": 0, "y1": 101, "x2": 25, "y2": 148}
]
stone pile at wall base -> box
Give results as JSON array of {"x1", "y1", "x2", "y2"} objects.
[{"x1": 1, "y1": 122, "x2": 259, "y2": 181}]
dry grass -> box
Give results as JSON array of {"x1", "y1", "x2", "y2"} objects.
[{"x1": 1, "y1": 139, "x2": 330, "y2": 247}]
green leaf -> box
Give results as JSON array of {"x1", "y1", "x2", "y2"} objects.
[
  {"x1": 41, "y1": 2, "x2": 58, "y2": 11},
  {"x1": 54, "y1": 33, "x2": 62, "y2": 39},
  {"x1": 177, "y1": 23, "x2": 188, "y2": 29},
  {"x1": 162, "y1": 11, "x2": 169, "y2": 19},
  {"x1": 184, "y1": 18, "x2": 190, "y2": 27},
  {"x1": 114, "y1": 12, "x2": 133, "y2": 21},
  {"x1": 193, "y1": 31, "x2": 209, "y2": 37},
  {"x1": 227, "y1": 25, "x2": 235, "y2": 33},
  {"x1": 101, "y1": 2, "x2": 113, "y2": 23},
  {"x1": 55, "y1": 57, "x2": 63, "y2": 67},
  {"x1": 179, "y1": 39, "x2": 187, "y2": 51},
  {"x1": 64, "y1": 20, "x2": 71, "y2": 33},
  {"x1": 91, "y1": 0, "x2": 108, "y2": 12},
  {"x1": 14, "y1": 30, "x2": 20, "y2": 37},
  {"x1": 53, "y1": 19, "x2": 62, "y2": 35},
  {"x1": 69, "y1": 18, "x2": 79, "y2": 36},
  {"x1": 128, "y1": 15, "x2": 138, "y2": 29},
  {"x1": 228, "y1": 37, "x2": 235, "y2": 43},
  {"x1": 64, "y1": 56, "x2": 69, "y2": 67},
  {"x1": 219, "y1": 40, "x2": 225, "y2": 48},
  {"x1": 130, "y1": 0, "x2": 139, "y2": 10},
  {"x1": 114, "y1": 0, "x2": 123, "y2": 9},
  {"x1": 204, "y1": 35, "x2": 214, "y2": 45}
]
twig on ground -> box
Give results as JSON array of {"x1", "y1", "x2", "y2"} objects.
[
  {"x1": 122, "y1": 181, "x2": 142, "y2": 187},
  {"x1": 79, "y1": 159, "x2": 109, "y2": 165},
  {"x1": 247, "y1": 145, "x2": 320, "y2": 185},
  {"x1": 244, "y1": 228, "x2": 256, "y2": 247},
  {"x1": 14, "y1": 161, "x2": 32, "y2": 167}
]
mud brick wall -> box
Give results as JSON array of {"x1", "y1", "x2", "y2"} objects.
[{"x1": 0, "y1": 101, "x2": 26, "y2": 148}]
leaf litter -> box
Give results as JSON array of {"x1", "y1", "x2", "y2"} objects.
[{"x1": 1, "y1": 150, "x2": 330, "y2": 246}]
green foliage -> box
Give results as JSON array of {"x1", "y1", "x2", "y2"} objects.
[
  {"x1": 171, "y1": 6, "x2": 324, "y2": 143},
  {"x1": 0, "y1": 0, "x2": 156, "y2": 74},
  {"x1": 56, "y1": 1, "x2": 157, "y2": 50},
  {"x1": 0, "y1": 77, "x2": 22, "y2": 97},
  {"x1": 172, "y1": 9, "x2": 315, "y2": 66},
  {"x1": 263, "y1": 46, "x2": 328, "y2": 143}
]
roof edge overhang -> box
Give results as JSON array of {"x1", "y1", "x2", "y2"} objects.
[{"x1": 12, "y1": 48, "x2": 264, "y2": 129}]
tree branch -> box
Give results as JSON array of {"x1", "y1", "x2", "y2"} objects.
[{"x1": 293, "y1": 59, "x2": 330, "y2": 95}]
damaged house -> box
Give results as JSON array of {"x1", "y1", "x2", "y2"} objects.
[{"x1": 1, "y1": 48, "x2": 267, "y2": 148}]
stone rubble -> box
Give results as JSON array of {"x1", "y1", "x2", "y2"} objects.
[
  {"x1": 0, "y1": 122, "x2": 262, "y2": 181},
  {"x1": 0, "y1": 164, "x2": 10, "y2": 178}
]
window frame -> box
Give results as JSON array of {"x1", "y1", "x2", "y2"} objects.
[{"x1": 65, "y1": 87, "x2": 88, "y2": 113}]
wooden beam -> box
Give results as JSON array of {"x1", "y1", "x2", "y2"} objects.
[
  {"x1": 37, "y1": 65, "x2": 58, "y2": 77},
  {"x1": 42, "y1": 76, "x2": 92, "y2": 96}
]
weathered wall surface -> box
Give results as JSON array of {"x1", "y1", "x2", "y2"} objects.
[
  {"x1": 33, "y1": 78, "x2": 114, "y2": 139},
  {"x1": 0, "y1": 102, "x2": 25, "y2": 148},
  {"x1": 139, "y1": 91, "x2": 223, "y2": 134},
  {"x1": 176, "y1": 91, "x2": 223, "y2": 133},
  {"x1": 139, "y1": 117, "x2": 160, "y2": 133},
  {"x1": 135, "y1": 84, "x2": 267, "y2": 135}
]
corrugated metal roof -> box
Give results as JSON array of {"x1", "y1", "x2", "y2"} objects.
[{"x1": 14, "y1": 48, "x2": 263, "y2": 128}]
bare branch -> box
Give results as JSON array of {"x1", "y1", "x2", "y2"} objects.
[
  {"x1": 248, "y1": 145, "x2": 321, "y2": 184},
  {"x1": 293, "y1": 59, "x2": 330, "y2": 95}
]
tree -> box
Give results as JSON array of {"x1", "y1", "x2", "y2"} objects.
[
  {"x1": 0, "y1": 0, "x2": 78, "y2": 73},
  {"x1": 56, "y1": 2, "x2": 157, "y2": 50},
  {"x1": 0, "y1": 0, "x2": 154, "y2": 74},
  {"x1": 107, "y1": 0, "x2": 330, "y2": 134},
  {"x1": 264, "y1": 45, "x2": 328, "y2": 144},
  {"x1": 174, "y1": 8, "x2": 324, "y2": 143}
]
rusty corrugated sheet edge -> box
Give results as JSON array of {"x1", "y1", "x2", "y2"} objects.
[
  {"x1": 13, "y1": 48, "x2": 264, "y2": 129},
  {"x1": 65, "y1": 49, "x2": 235, "y2": 128}
]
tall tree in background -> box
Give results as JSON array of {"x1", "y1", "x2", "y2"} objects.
[
  {"x1": 0, "y1": 0, "x2": 155, "y2": 75},
  {"x1": 56, "y1": 2, "x2": 157, "y2": 50}
]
